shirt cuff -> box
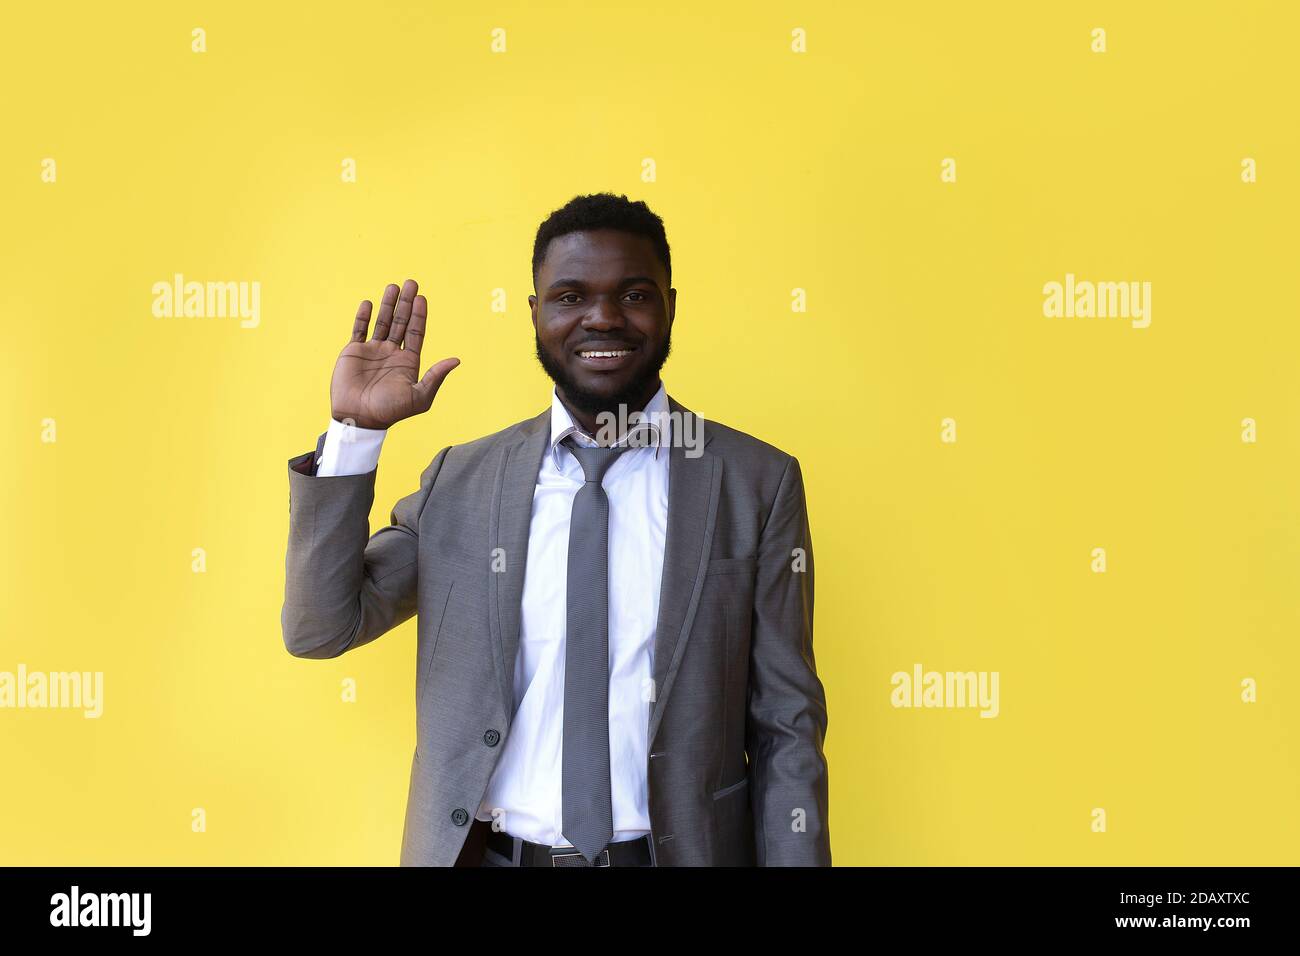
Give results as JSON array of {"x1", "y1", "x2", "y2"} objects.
[{"x1": 316, "y1": 418, "x2": 387, "y2": 476}]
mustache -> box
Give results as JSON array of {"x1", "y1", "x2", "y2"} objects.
[{"x1": 573, "y1": 338, "x2": 639, "y2": 349}]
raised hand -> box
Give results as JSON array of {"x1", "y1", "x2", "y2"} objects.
[{"x1": 330, "y1": 279, "x2": 460, "y2": 430}]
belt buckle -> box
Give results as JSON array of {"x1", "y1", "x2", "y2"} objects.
[{"x1": 551, "y1": 847, "x2": 612, "y2": 867}]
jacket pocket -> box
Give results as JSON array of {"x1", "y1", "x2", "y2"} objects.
[
  {"x1": 706, "y1": 556, "x2": 757, "y2": 576},
  {"x1": 712, "y1": 775, "x2": 750, "y2": 800}
]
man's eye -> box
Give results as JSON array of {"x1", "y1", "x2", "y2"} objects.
[
  {"x1": 625, "y1": 291, "x2": 646, "y2": 302},
  {"x1": 559, "y1": 293, "x2": 579, "y2": 304}
]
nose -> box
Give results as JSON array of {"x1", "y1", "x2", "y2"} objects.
[{"x1": 581, "y1": 296, "x2": 626, "y2": 331}]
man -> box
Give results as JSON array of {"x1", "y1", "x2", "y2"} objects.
[{"x1": 282, "y1": 192, "x2": 830, "y2": 866}]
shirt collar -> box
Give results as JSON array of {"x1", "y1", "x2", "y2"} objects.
[{"x1": 548, "y1": 382, "x2": 669, "y2": 471}]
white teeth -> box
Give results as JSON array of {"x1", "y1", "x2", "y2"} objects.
[{"x1": 581, "y1": 350, "x2": 631, "y2": 358}]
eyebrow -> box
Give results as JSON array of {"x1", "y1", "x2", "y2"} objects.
[{"x1": 547, "y1": 275, "x2": 659, "y2": 291}]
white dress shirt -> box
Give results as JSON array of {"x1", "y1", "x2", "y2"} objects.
[{"x1": 316, "y1": 384, "x2": 671, "y2": 847}]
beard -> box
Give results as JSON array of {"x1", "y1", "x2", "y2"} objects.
[{"x1": 534, "y1": 328, "x2": 672, "y2": 418}]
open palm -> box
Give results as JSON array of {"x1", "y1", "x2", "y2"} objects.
[{"x1": 331, "y1": 279, "x2": 460, "y2": 430}]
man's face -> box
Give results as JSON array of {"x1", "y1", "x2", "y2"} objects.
[{"x1": 530, "y1": 228, "x2": 675, "y2": 418}]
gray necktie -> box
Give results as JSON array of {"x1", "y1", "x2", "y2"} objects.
[{"x1": 561, "y1": 435, "x2": 631, "y2": 863}]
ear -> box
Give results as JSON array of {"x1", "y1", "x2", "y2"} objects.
[{"x1": 529, "y1": 294, "x2": 538, "y2": 332}]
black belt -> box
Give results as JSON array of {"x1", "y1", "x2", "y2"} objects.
[{"x1": 483, "y1": 820, "x2": 653, "y2": 866}]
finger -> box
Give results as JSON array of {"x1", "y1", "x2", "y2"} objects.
[
  {"x1": 412, "y1": 357, "x2": 460, "y2": 412},
  {"x1": 387, "y1": 278, "x2": 418, "y2": 343},
  {"x1": 402, "y1": 294, "x2": 427, "y2": 354},
  {"x1": 350, "y1": 300, "x2": 373, "y2": 342},
  {"x1": 371, "y1": 283, "x2": 400, "y2": 341}
]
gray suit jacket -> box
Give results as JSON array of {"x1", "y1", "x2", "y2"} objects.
[{"x1": 281, "y1": 395, "x2": 830, "y2": 865}]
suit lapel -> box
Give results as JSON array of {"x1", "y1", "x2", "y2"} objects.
[
  {"x1": 648, "y1": 397, "x2": 720, "y2": 747},
  {"x1": 489, "y1": 408, "x2": 550, "y2": 716}
]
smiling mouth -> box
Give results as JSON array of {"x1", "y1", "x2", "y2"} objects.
[{"x1": 575, "y1": 345, "x2": 637, "y2": 368}]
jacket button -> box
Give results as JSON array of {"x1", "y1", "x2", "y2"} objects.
[
  {"x1": 450, "y1": 808, "x2": 469, "y2": 826},
  {"x1": 483, "y1": 729, "x2": 501, "y2": 747}
]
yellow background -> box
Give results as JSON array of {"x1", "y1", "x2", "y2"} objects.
[{"x1": 2, "y1": 1, "x2": 1296, "y2": 865}]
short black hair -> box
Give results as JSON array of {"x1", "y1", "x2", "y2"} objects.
[{"x1": 532, "y1": 192, "x2": 671, "y2": 289}]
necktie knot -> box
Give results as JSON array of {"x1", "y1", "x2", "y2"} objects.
[{"x1": 562, "y1": 436, "x2": 630, "y2": 484}]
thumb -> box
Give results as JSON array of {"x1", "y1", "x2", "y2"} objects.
[{"x1": 413, "y1": 356, "x2": 460, "y2": 411}]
